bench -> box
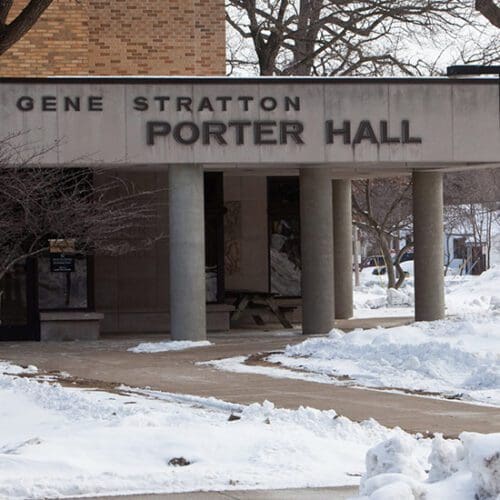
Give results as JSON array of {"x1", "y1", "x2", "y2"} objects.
[{"x1": 226, "y1": 290, "x2": 296, "y2": 328}]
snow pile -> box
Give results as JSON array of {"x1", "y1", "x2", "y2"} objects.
[
  {"x1": 354, "y1": 264, "x2": 500, "y2": 317},
  {"x1": 0, "y1": 361, "x2": 429, "y2": 499},
  {"x1": 357, "y1": 432, "x2": 500, "y2": 500},
  {"x1": 354, "y1": 280, "x2": 414, "y2": 311},
  {"x1": 446, "y1": 266, "x2": 500, "y2": 315},
  {"x1": 270, "y1": 315, "x2": 500, "y2": 405},
  {"x1": 128, "y1": 340, "x2": 212, "y2": 353}
]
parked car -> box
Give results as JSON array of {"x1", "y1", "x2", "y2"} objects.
[
  {"x1": 372, "y1": 252, "x2": 414, "y2": 276},
  {"x1": 358, "y1": 255, "x2": 386, "y2": 270}
]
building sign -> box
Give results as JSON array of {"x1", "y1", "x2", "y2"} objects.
[
  {"x1": 49, "y1": 239, "x2": 76, "y2": 273},
  {"x1": 15, "y1": 93, "x2": 423, "y2": 147},
  {"x1": 50, "y1": 254, "x2": 75, "y2": 273},
  {"x1": 0, "y1": 78, "x2": 498, "y2": 167}
]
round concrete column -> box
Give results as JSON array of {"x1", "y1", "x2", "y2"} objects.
[
  {"x1": 300, "y1": 168, "x2": 335, "y2": 334},
  {"x1": 169, "y1": 164, "x2": 207, "y2": 340},
  {"x1": 412, "y1": 171, "x2": 445, "y2": 321},
  {"x1": 332, "y1": 179, "x2": 353, "y2": 319}
]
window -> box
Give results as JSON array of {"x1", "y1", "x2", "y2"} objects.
[
  {"x1": 268, "y1": 177, "x2": 301, "y2": 297},
  {"x1": 453, "y1": 237, "x2": 467, "y2": 260}
]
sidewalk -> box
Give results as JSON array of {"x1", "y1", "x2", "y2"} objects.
[
  {"x1": 82, "y1": 486, "x2": 358, "y2": 499},
  {"x1": 2, "y1": 322, "x2": 500, "y2": 437}
]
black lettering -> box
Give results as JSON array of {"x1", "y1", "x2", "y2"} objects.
[
  {"x1": 260, "y1": 96, "x2": 277, "y2": 111},
  {"x1": 280, "y1": 121, "x2": 304, "y2": 144},
  {"x1": 326, "y1": 120, "x2": 351, "y2": 144},
  {"x1": 202, "y1": 121, "x2": 227, "y2": 145},
  {"x1": 228, "y1": 120, "x2": 252, "y2": 145},
  {"x1": 154, "y1": 96, "x2": 170, "y2": 111},
  {"x1": 177, "y1": 97, "x2": 192, "y2": 112},
  {"x1": 254, "y1": 121, "x2": 277, "y2": 145},
  {"x1": 380, "y1": 121, "x2": 400, "y2": 143},
  {"x1": 173, "y1": 121, "x2": 200, "y2": 144},
  {"x1": 238, "y1": 96, "x2": 253, "y2": 111},
  {"x1": 401, "y1": 120, "x2": 422, "y2": 144},
  {"x1": 88, "y1": 96, "x2": 103, "y2": 111},
  {"x1": 17, "y1": 96, "x2": 34, "y2": 111},
  {"x1": 42, "y1": 96, "x2": 57, "y2": 112},
  {"x1": 146, "y1": 121, "x2": 171, "y2": 145},
  {"x1": 64, "y1": 97, "x2": 80, "y2": 112},
  {"x1": 216, "y1": 96, "x2": 232, "y2": 111},
  {"x1": 353, "y1": 120, "x2": 378, "y2": 144},
  {"x1": 133, "y1": 96, "x2": 148, "y2": 111},
  {"x1": 198, "y1": 97, "x2": 214, "y2": 112},
  {"x1": 285, "y1": 96, "x2": 300, "y2": 111}
]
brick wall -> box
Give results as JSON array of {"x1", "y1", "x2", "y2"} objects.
[{"x1": 0, "y1": 0, "x2": 225, "y2": 76}]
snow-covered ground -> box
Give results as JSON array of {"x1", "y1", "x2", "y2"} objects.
[
  {"x1": 353, "y1": 264, "x2": 500, "y2": 318},
  {"x1": 271, "y1": 315, "x2": 500, "y2": 406},
  {"x1": 128, "y1": 340, "x2": 212, "y2": 353},
  {"x1": 1, "y1": 362, "x2": 498, "y2": 500},
  {"x1": 208, "y1": 267, "x2": 500, "y2": 407},
  {"x1": 0, "y1": 361, "x2": 425, "y2": 499}
]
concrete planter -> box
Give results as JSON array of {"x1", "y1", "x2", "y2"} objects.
[{"x1": 40, "y1": 311, "x2": 104, "y2": 341}]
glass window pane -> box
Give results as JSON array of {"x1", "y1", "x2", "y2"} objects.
[{"x1": 268, "y1": 177, "x2": 301, "y2": 297}]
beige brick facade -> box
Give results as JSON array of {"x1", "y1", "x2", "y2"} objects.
[{"x1": 0, "y1": 0, "x2": 225, "y2": 76}]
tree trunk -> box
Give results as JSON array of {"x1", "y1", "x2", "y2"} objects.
[
  {"x1": 394, "y1": 242, "x2": 414, "y2": 289},
  {"x1": 379, "y1": 232, "x2": 396, "y2": 289}
]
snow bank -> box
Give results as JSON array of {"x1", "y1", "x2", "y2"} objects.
[
  {"x1": 0, "y1": 361, "x2": 429, "y2": 499},
  {"x1": 128, "y1": 340, "x2": 212, "y2": 353},
  {"x1": 446, "y1": 266, "x2": 500, "y2": 315},
  {"x1": 354, "y1": 264, "x2": 500, "y2": 317},
  {"x1": 271, "y1": 315, "x2": 500, "y2": 406},
  {"x1": 354, "y1": 280, "x2": 414, "y2": 311},
  {"x1": 356, "y1": 432, "x2": 500, "y2": 500}
]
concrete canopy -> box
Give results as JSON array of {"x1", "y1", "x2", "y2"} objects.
[{"x1": 0, "y1": 76, "x2": 499, "y2": 174}]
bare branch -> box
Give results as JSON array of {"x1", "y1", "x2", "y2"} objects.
[{"x1": 476, "y1": 0, "x2": 500, "y2": 28}]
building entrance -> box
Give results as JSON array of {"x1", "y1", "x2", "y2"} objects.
[{"x1": 0, "y1": 259, "x2": 40, "y2": 341}]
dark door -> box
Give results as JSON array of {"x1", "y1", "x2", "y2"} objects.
[
  {"x1": 0, "y1": 259, "x2": 40, "y2": 341},
  {"x1": 205, "y1": 172, "x2": 225, "y2": 303}
]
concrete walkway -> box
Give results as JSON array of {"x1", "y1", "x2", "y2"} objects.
[
  {"x1": 2, "y1": 323, "x2": 500, "y2": 437},
  {"x1": 81, "y1": 486, "x2": 357, "y2": 499}
]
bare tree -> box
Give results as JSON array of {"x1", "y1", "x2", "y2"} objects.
[
  {"x1": 0, "y1": 0, "x2": 53, "y2": 55},
  {"x1": 0, "y1": 135, "x2": 165, "y2": 283},
  {"x1": 444, "y1": 168, "x2": 500, "y2": 274},
  {"x1": 352, "y1": 177, "x2": 413, "y2": 288},
  {"x1": 226, "y1": 0, "x2": 496, "y2": 76},
  {"x1": 476, "y1": 0, "x2": 500, "y2": 28}
]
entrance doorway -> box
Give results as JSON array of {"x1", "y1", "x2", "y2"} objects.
[{"x1": 0, "y1": 259, "x2": 40, "y2": 341}]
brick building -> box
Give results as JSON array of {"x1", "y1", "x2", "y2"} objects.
[
  {"x1": 0, "y1": 0, "x2": 231, "y2": 339},
  {"x1": 0, "y1": 2, "x2": 498, "y2": 342},
  {"x1": 0, "y1": 0, "x2": 225, "y2": 76}
]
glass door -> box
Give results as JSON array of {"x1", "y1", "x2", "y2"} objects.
[{"x1": 0, "y1": 259, "x2": 39, "y2": 341}]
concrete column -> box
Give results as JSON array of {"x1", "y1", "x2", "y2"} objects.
[
  {"x1": 300, "y1": 168, "x2": 335, "y2": 334},
  {"x1": 332, "y1": 179, "x2": 353, "y2": 319},
  {"x1": 169, "y1": 164, "x2": 206, "y2": 340},
  {"x1": 412, "y1": 171, "x2": 445, "y2": 321}
]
